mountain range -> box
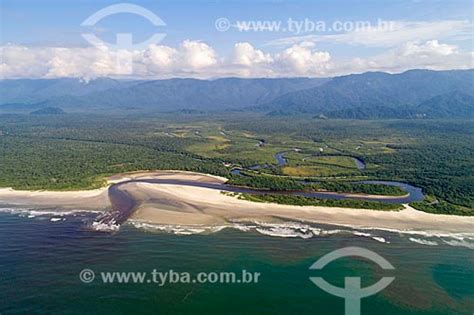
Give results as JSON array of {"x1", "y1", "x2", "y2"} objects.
[{"x1": 0, "y1": 69, "x2": 472, "y2": 119}]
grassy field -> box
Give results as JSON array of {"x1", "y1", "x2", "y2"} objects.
[{"x1": 282, "y1": 154, "x2": 362, "y2": 177}]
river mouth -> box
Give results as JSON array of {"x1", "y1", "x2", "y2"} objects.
[
  {"x1": 94, "y1": 175, "x2": 424, "y2": 231},
  {"x1": 94, "y1": 151, "x2": 424, "y2": 230}
]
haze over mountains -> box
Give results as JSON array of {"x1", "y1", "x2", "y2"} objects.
[
  {"x1": 0, "y1": 78, "x2": 327, "y2": 113},
  {"x1": 1, "y1": 69, "x2": 472, "y2": 119}
]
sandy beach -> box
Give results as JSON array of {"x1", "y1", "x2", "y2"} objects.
[
  {"x1": 0, "y1": 187, "x2": 110, "y2": 210},
  {"x1": 1, "y1": 171, "x2": 473, "y2": 233},
  {"x1": 128, "y1": 179, "x2": 474, "y2": 234}
]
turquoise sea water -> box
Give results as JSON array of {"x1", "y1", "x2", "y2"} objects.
[{"x1": 0, "y1": 210, "x2": 473, "y2": 314}]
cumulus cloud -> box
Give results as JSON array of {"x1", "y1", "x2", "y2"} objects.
[
  {"x1": 180, "y1": 40, "x2": 217, "y2": 69},
  {"x1": 399, "y1": 40, "x2": 457, "y2": 57},
  {"x1": 0, "y1": 45, "x2": 117, "y2": 80},
  {"x1": 0, "y1": 39, "x2": 471, "y2": 79},
  {"x1": 139, "y1": 41, "x2": 217, "y2": 75},
  {"x1": 232, "y1": 42, "x2": 273, "y2": 66},
  {"x1": 275, "y1": 42, "x2": 331, "y2": 75},
  {"x1": 0, "y1": 40, "x2": 220, "y2": 80},
  {"x1": 227, "y1": 42, "x2": 330, "y2": 77},
  {"x1": 142, "y1": 44, "x2": 177, "y2": 70}
]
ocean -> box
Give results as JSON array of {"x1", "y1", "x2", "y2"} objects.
[{"x1": 0, "y1": 208, "x2": 473, "y2": 314}]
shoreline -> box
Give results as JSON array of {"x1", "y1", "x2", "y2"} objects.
[
  {"x1": 127, "y1": 180, "x2": 474, "y2": 234},
  {"x1": 0, "y1": 170, "x2": 472, "y2": 233}
]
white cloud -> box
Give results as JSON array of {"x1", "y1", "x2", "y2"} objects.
[
  {"x1": 0, "y1": 39, "x2": 471, "y2": 79},
  {"x1": 0, "y1": 40, "x2": 220, "y2": 80},
  {"x1": 228, "y1": 42, "x2": 331, "y2": 76},
  {"x1": 275, "y1": 42, "x2": 331, "y2": 75},
  {"x1": 142, "y1": 44, "x2": 177, "y2": 70},
  {"x1": 399, "y1": 40, "x2": 457, "y2": 57},
  {"x1": 232, "y1": 42, "x2": 273, "y2": 66},
  {"x1": 1, "y1": 45, "x2": 49, "y2": 78},
  {"x1": 335, "y1": 40, "x2": 472, "y2": 74},
  {"x1": 180, "y1": 40, "x2": 217, "y2": 69},
  {"x1": 267, "y1": 20, "x2": 472, "y2": 48}
]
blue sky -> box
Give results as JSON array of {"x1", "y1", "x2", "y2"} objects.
[{"x1": 1, "y1": 0, "x2": 473, "y2": 79}]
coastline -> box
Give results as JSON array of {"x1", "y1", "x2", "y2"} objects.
[
  {"x1": 0, "y1": 170, "x2": 472, "y2": 233},
  {"x1": 127, "y1": 180, "x2": 474, "y2": 234},
  {"x1": 0, "y1": 170, "x2": 227, "y2": 210}
]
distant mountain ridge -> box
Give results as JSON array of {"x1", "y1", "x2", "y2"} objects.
[
  {"x1": 262, "y1": 69, "x2": 474, "y2": 118},
  {"x1": 0, "y1": 69, "x2": 472, "y2": 118},
  {"x1": 30, "y1": 107, "x2": 65, "y2": 115},
  {"x1": 0, "y1": 77, "x2": 327, "y2": 113},
  {"x1": 0, "y1": 78, "x2": 134, "y2": 104}
]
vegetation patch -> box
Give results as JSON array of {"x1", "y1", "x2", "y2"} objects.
[
  {"x1": 228, "y1": 174, "x2": 304, "y2": 191},
  {"x1": 410, "y1": 196, "x2": 474, "y2": 216},
  {"x1": 309, "y1": 182, "x2": 407, "y2": 196},
  {"x1": 238, "y1": 193, "x2": 403, "y2": 211}
]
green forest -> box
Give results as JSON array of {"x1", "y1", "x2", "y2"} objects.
[{"x1": 238, "y1": 193, "x2": 403, "y2": 211}]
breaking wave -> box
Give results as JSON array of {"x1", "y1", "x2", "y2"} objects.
[
  {"x1": 127, "y1": 219, "x2": 474, "y2": 249},
  {"x1": 128, "y1": 219, "x2": 392, "y2": 243},
  {"x1": 408, "y1": 237, "x2": 439, "y2": 246},
  {"x1": 2, "y1": 207, "x2": 472, "y2": 249}
]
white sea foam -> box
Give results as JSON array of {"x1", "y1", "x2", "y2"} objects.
[
  {"x1": 96, "y1": 219, "x2": 474, "y2": 247},
  {"x1": 408, "y1": 237, "x2": 438, "y2": 246},
  {"x1": 353, "y1": 226, "x2": 474, "y2": 240},
  {"x1": 352, "y1": 231, "x2": 389, "y2": 243},
  {"x1": 255, "y1": 227, "x2": 313, "y2": 239},
  {"x1": 3, "y1": 207, "x2": 470, "y2": 247},
  {"x1": 130, "y1": 222, "x2": 208, "y2": 235},
  {"x1": 130, "y1": 220, "x2": 351, "y2": 240},
  {"x1": 372, "y1": 237, "x2": 388, "y2": 243},
  {"x1": 90, "y1": 220, "x2": 120, "y2": 232},
  {"x1": 336, "y1": 224, "x2": 474, "y2": 248},
  {"x1": 353, "y1": 231, "x2": 372, "y2": 237},
  {"x1": 50, "y1": 217, "x2": 65, "y2": 222},
  {"x1": 361, "y1": 227, "x2": 474, "y2": 249},
  {"x1": 320, "y1": 229, "x2": 343, "y2": 235},
  {"x1": 228, "y1": 223, "x2": 253, "y2": 232},
  {"x1": 252, "y1": 221, "x2": 320, "y2": 239},
  {"x1": 129, "y1": 219, "x2": 395, "y2": 241}
]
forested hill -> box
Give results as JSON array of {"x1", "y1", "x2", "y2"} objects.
[{"x1": 262, "y1": 69, "x2": 474, "y2": 118}]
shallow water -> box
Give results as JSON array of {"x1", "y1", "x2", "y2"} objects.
[{"x1": 0, "y1": 209, "x2": 473, "y2": 314}]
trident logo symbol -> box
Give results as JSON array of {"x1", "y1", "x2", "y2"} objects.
[{"x1": 309, "y1": 247, "x2": 395, "y2": 315}]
